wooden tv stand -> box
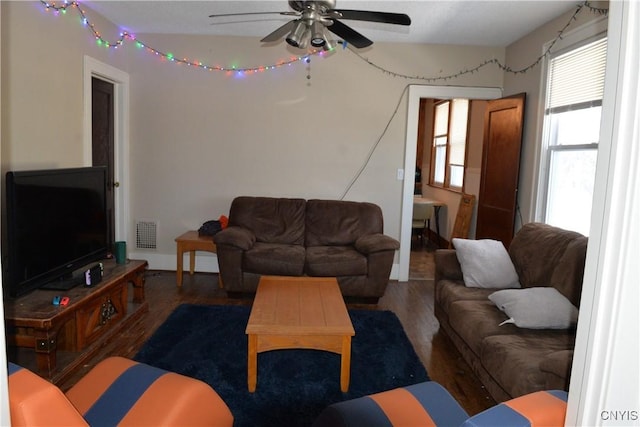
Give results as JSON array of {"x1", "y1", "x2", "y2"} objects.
[{"x1": 4, "y1": 259, "x2": 148, "y2": 384}]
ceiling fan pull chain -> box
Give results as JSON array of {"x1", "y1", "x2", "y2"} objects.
[{"x1": 306, "y1": 56, "x2": 312, "y2": 85}]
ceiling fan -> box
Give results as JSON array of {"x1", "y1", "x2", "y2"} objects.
[{"x1": 209, "y1": 0, "x2": 411, "y2": 50}]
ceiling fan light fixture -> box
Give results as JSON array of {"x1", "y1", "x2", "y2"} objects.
[
  {"x1": 323, "y1": 36, "x2": 337, "y2": 51},
  {"x1": 310, "y1": 21, "x2": 326, "y2": 47},
  {"x1": 285, "y1": 20, "x2": 307, "y2": 48},
  {"x1": 298, "y1": 30, "x2": 311, "y2": 49}
]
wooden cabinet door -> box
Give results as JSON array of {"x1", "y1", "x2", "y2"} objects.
[{"x1": 476, "y1": 93, "x2": 525, "y2": 247}]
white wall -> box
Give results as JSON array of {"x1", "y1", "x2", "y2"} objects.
[
  {"x1": 503, "y1": 3, "x2": 608, "y2": 229},
  {"x1": 1, "y1": 2, "x2": 503, "y2": 275},
  {"x1": 0, "y1": 2, "x2": 131, "y2": 172}
]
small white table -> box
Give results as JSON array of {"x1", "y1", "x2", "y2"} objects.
[{"x1": 414, "y1": 196, "x2": 446, "y2": 247}]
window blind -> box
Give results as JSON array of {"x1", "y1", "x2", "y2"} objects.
[
  {"x1": 546, "y1": 37, "x2": 607, "y2": 113},
  {"x1": 449, "y1": 99, "x2": 469, "y2": 165}
]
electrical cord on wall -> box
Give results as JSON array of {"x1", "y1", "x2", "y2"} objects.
[{"x1": 339, "y1": 84, "x2": 410, "y2": 200}]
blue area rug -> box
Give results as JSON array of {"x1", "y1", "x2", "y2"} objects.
[{"x1": 135, "y1": 304, "x2": 429, "y2": 427}]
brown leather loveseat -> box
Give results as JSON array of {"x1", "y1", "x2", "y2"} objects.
[
  {"x1": 434, "y1": 223, "x2": 587, "y2": 402},
  {"x1": 214, "y1": 196, "x2": 400, "y2": 302}
]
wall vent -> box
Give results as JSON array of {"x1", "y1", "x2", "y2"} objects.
[{"x1": 136, "y1": 220, "x2": 158, "y2": 250}]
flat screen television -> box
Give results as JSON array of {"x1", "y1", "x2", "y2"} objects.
[{"x1": 5, "y1": 166, "x2": 109, "y2": 297}]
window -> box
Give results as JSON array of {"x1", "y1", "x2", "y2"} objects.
[
  {"x1": 430, "y1": 99, "x2": 469, "y2": 191},
  {"x1": 541, "y1": 36, "x2": 607, "y2": 236}
]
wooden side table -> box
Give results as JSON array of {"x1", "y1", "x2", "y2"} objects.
[{"x1": 175, "y1": 230, "x2": 218, "y2": 287}]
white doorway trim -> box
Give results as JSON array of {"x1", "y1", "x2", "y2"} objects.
[
  {"x1": 83, "y1": 56, "x2": 130, "y2": 242},
  {"x1": 399, "y1": 85, "x2": 502, "y2": 281}
]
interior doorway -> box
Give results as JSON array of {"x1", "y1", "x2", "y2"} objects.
[
  {"x1": 399, "y1": 86, "x2": 502, "y2": 282},
  {"x1": 83, "y1": 56, "x2": 130, "y2": 243},
  {"x1": 409, "y1": 97, "x2": 486, "y2": 277},
  {"x1": 92, "y1": 77, "x2": 116, "y2": 249}
]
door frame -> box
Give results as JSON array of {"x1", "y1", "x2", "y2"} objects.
[
  {"x1": 399, "y1": 85, "x2": 502, "y2": 281},
  {"x1": 83, "y1": 56, "x2": 130, "y2": 242}
]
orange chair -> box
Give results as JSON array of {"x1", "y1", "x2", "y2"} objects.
[
  {"x1": 313, "y1": 381, "x2": 568, "y2": 427},
  {"x1": 8, "y1": 357, "x2": 233, "y2": 426}
]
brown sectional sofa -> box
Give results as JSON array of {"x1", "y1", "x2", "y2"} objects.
[
  {"x1": 214, "y1": 196, "x2": 400, "y2": 302},
  {"x1": 434, "y1": 222, "x2": 587, "y2": 402}
]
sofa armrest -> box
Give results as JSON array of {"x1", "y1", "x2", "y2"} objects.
[
  {"x1": 213, "y1": 226, "x2": 256, "y2": 250},
  {"x1": 435, "y1": 249, "x2": 463, "y2": 283},
  {"x1": 461, "y1": 390, "x2": 568, "y2": 427},
  {"x1": 355, "y1": 233, "x2": 400, "y2": 254},
  {"x1": 540, "y1": 350, "x2": 574, "y2": 389},
  {"x1": 9, "y1": 363, "x2": 88, "y2": 426}
]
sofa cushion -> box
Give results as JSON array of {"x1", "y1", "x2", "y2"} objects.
[
  {"x1": 452, "y1": 238, "x2": 521, "y2": 289},
  {"x1": 436, "y1": 281, "x2": 497, "y2": 314},
  {"x1": 549, "y1": 236, "x2": 588, "y2": 307},
  {"x1": 305, "y1": 246, "x2": 367, "y2": 277},
  {"x1": 539, "y1": 350, "x2": 574, "y2": 389},
  {"x1": 508, "y1": 223, "x2": 584, "y2": 289},
  {"x1": 479, "y1": 332, "x2": 576, "y2": 398},
  {"x1": 488, "y1": 287, "x2": 579, "y2": 329},
  {"x1": 229, "y1": 196, "x2": 306, "y2": 245},
  {"x1": 448, "y1": 300, "x2": 520, "y2": 356},
  {"x1": 243, "y1": 242, "x2": 305, "y2": 276},
  {"x1": 305, "y1": 200, "x2": 383, "y2": 246},
  {"x1": 434, "y1": 249, "x2": 464, "y2": 283}
]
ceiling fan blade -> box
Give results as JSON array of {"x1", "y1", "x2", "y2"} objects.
[
  {"x1": 261, "y1": 20, "x2": 296, "y2": 43},
  {"x1": 209, "y1": 11, "x2": 298, "y2": 18},
  {"x1": 332, "y1": 9, "x2": 411, "y2": 26},
  {"x1": 327, "y1": 19, "x2": 373, "y2": 48}
]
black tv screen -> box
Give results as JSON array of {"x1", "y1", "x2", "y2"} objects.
[{"x1": 5, "y1": 166, "x2": 109, "y2": 297}]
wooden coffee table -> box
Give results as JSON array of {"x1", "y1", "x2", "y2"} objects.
[{"x1": 246, "y1": 276, "x2": 355, "y2": 393}]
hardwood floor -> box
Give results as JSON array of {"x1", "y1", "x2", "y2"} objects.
[
  {"x1": 55, "y1": 247, "x2": 495, "y2": 416},
  {"x1": 388, "y1": 247, "x2": 496, "y2": 413}
]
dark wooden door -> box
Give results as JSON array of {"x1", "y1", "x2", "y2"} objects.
[
  {"x1": 475, "y1": 93, "x2": 525, "y2": 247},
  {"x1": 91, "y1": 77, "x2": 115, "y2": 249}
]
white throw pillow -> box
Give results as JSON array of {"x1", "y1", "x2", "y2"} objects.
[
  {"x1": 452, "y1": 238, "x2": 521, "y2": 289},
  {"x1": 488, "y1": 287, "x2": 579, "y2": 329}
]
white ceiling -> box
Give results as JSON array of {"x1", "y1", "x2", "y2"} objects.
[{"x1": 83, "y1": 1, "x2": 579, "y2": 47}]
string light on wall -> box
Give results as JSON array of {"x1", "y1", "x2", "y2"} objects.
[
  {"x1": 38, "y1": 0, "x2": 607, "y2": 81},
  {"x1": 39, "y1": 0, "x2": 332, "y2": 75},
  {"x1": 348, "y1": 1, "x2": 608, "y2": 83}
]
